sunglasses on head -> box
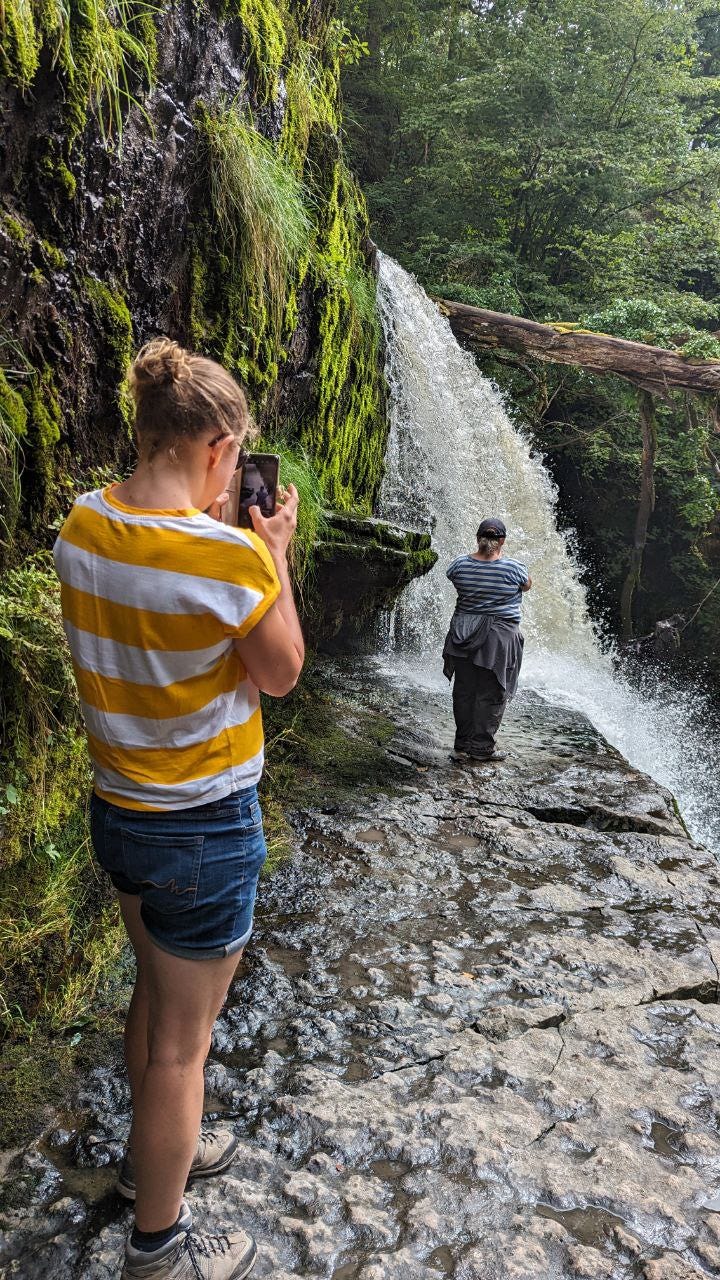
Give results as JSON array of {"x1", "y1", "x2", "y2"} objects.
[{"x1": 208, "y1": 432, "x2": 249, "y2": 467}]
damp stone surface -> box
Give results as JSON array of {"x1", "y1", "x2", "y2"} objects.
[{"x1": 2, "y1": 664, "x2": 720, "y2": 1279}]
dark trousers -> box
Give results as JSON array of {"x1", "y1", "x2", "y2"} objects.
[{"x1": 452, "y1": 658, "x2": 508, "y2": 757}]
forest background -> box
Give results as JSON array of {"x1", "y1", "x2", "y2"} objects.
[{"x1": 340, "y1": 0, "x2": 720, "y2": 674}]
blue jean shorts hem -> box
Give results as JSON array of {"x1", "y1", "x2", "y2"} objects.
[{"x1": 144, "y1": 920, "x2": 253, "y2": 961}]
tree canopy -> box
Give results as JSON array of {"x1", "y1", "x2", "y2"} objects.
[{"x1": 342, "y1": 0, "x2": 720, "y2": 326}]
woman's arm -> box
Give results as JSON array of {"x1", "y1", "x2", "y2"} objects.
[
  {"x1": 521, "y1": 577, "x2": 533, "y2": 592},
  {"x1": 234, "y1": 485, "x2": 305, "y2": 696}
]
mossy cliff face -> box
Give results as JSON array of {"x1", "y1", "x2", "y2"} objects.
[{"x1": 0, "y1": 0, "x2": 387, "y2": 1040}]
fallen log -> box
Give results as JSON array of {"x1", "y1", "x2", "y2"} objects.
[{"x1": 436, "y1": 300, "x2": 720, "y2": 396}]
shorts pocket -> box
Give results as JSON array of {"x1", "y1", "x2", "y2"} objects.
[
  {"x1": 241, "y1": 797, "x2": 263, "y2": 835},
  {"x1": 120, "y1": 828, "x2": 204, "y2": 915}
]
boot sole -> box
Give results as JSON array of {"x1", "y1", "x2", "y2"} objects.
[{"x1": 117, "y1": 1138, "x2": 240, "y2": 1202}]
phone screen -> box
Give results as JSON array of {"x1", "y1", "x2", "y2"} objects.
[{"x1": 223, "y1": 453, "x2": 280, "y2": 527}]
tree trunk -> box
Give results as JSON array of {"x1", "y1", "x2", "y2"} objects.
[
  {"x1": 437, "y1": 298, "x2": 720, "y2": 396},
  {"x1": 619, "y1": 390, "x2": 658, "y2": 640}
]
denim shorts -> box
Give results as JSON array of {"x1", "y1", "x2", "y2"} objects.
[{"x1": 89, "y1": 786, "x2": 267, "y2": 960}]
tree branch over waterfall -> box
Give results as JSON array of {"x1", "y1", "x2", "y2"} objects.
[{"x1": 436, "y1": 300, "x2": 720, "y2": 399}]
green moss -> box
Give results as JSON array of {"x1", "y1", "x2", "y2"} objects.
[
  {"x1": 127, "y1": 5, "x2": 158, "y2": 81},
  {"x1": 280, "y1": 41, "x2": 340, "y2": 174},
  {"x1": 226, "y1": 0, "x2": 287, "y2": 103},
  {"x1": 0, "y1": 0, "x2": 41, "y2": 89},
  {"x1": 39, "y1": 145, "x2": 79, "y2": 201},
  {"x1": 0, "y1": 369, "x2": 29, "y2": 440},
  {"x1": 0, "y1": 1039, "x2": 75, "y2": 1152},
  {"x1": 40, "y1": 239, "x2": 67, "y2": 270},
  {"x1": 261, "y1": 658, "x2": 405, "y2": 812},
  {"x1": 56, "y1": 160, "x2": 77, "y2": 200},
  {"x1": 0, "y1": 368, "x2": 29, "y2": 547},
  {"x1": 58, "y1": 162, "x2": 77, "y2": 199},
  {"x1": 24, "y1": 362, "x2": 61, "y2": 448},
  {"x1": 84, "y1": 276, "x2": 134, "y2": 429},
  {"x1": 1, "y1": 212, "x2": 31, "y2": 248},
  {"x1": 1, "y1": 0, "x2": 156, "y2": 146},
  {"x1": 0, "y1": 555, "x2": 125, "y2": 1044},
  {"x1": 191, "y1": 12, "x2": 386, "y2": 510},
  {"x1": 14, "y1": 363, "x2": 62, "y2": 511},
  {"x1": 303, "y1": 161, "x2": 385, "y2": 511}
]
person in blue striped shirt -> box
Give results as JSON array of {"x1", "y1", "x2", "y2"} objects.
[{"x1": 443, "y1": 517, "x2": 532, "y2": 763}]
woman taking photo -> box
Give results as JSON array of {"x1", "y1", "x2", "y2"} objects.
[
  {"x1": 54, "y1": 338, "x2": 304, "y2": 1279},
  {"x1": 443, "y1": 517, "x2": 531, "y2": 764}
]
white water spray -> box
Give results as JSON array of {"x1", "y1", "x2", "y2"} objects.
[{"x1": 376, "y1": 253, "x2": 720, "y2": 852}]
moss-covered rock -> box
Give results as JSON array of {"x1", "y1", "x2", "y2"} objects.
[
  {"x1": 306, "y1": 512, "x2": 437, "y2": 648},
  {"x1": 83, "y1": 277, "x2": 134, "y2": 429},
  {"x1": 0, "y1": 0, "x2": 406, "y2": 1048}
]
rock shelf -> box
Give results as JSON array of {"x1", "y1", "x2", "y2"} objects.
[{"x1": 2, "y1": 666, "x2": 720, "y2": 1279}]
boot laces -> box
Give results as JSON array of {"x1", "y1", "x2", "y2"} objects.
[
  {"x1": 188, "y1": 1231, "x2": 233, "y2": 1259},
  {"x1": 196, "y1": 1126, "x2": 219, "y2": 1158}
]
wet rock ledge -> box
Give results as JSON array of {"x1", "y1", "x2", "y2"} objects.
[
  {"x1": 307, "y1": 515, "x2": 437, "y2": 648},
  {"x1": 2, "y1": 664, "x2": 720, "y2": 1280}
]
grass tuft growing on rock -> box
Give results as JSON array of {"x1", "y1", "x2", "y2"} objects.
[
  {"x1": 201, "y1": 101, "x2": 313, "y2": 339},
  {"x1": 257, "y1": 437, "x2": 326, "y2": 583},
  {"x1": 0, "y1": 0, "x2": 157, "y2": 142}
]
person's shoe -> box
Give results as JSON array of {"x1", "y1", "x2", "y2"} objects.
[
  {"x1": 122, "y1": 1226, "x2": 256, "y2": 1279},
  {"x1": 118, "y1": 1128, "x2": 240, "y2": 1202},
  {"x1": 450, "y1": 749, "x2": 472, "y2": 763},
  {"x1": 469, "y1": 751, "x2": 507, "y2": 763}
]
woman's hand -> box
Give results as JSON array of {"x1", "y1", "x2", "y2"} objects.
[
  {"x1": 248, "y1": 483, "x2": 298, "y2": 563},
  {"x1": 205, "y1": 490, "x2": 230, "y2": 521}
]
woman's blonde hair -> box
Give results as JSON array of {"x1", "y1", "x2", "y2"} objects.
[
  {"x1": 476, "y1": 535, "x2": 499, "y2": 555},
  {"x1": 127, "y1": 338, "x2": 256, "y2": 459}
]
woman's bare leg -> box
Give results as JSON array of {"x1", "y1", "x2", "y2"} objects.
[
  {"x1": 118, "y1": 894, "x2": 151, "y2": 1107},
  {"x1": 116, "y1": 892, "x2": 242, "y2": 1232}
]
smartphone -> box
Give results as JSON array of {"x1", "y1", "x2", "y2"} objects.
[{"x1": 222, "y1": 453, "x2": 280, "y2": 528}]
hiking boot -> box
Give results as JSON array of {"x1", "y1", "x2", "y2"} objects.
[
  {"x1": 118, "y1": 1128, "x2": 240, "y2": 1202},
  {"x1": 450, "y1": 749, "x2": 471, "y2": 763},
  {"x1": 122, "y1": 1227, "x2": 256, "y2": 1279},
  {"x1": 470, "y1": 751, "x2": 507, "y2": 763}
]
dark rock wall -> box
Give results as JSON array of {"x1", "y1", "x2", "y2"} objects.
[
  {"x1": 0, "y1": 0, "x2": 385, "y2": 550},
  {"x1": 0, "y1": 0, "x2": 390, "y2": 1035}
]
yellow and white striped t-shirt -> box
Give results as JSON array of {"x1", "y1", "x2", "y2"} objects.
[{"x1": 53, "y1": 486, "x2": 281, "y2": 811}]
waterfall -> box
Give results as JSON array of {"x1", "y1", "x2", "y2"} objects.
[{"x1": 376, "y1": 252, "x2": 720, "y2": 853}]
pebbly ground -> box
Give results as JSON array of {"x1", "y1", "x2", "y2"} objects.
[{"x1": 2, "y1": 662, "x2": 720, "y2": 1279}]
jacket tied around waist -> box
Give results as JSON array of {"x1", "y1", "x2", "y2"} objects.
[{"x1": 442, "y1": 610, "x2": 524, "y2": 697}]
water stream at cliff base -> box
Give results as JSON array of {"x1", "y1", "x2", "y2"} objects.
[{"x1": 376, "y1": 252, "x2": 720, "y2": 854}]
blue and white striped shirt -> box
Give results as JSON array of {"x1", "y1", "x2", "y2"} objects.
[{"x1": 447, "y1": 555, "x2": 529, "y2": 621}]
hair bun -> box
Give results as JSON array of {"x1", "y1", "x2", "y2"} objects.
[{"x1": 129, "y1": 338, "x2": 193, "y2": 394}]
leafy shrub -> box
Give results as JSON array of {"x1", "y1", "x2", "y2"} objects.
[{"x1": 679, "y1": 331, "x2": 720, "y2": 361}]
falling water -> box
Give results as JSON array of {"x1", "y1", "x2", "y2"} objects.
[{"x1": 376, "y1": 253, "x2": 720, "y2": 852}]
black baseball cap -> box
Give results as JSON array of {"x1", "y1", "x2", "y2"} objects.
[{"x1": 477, "y1": 518, "x2": 507, "y2": 539}]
